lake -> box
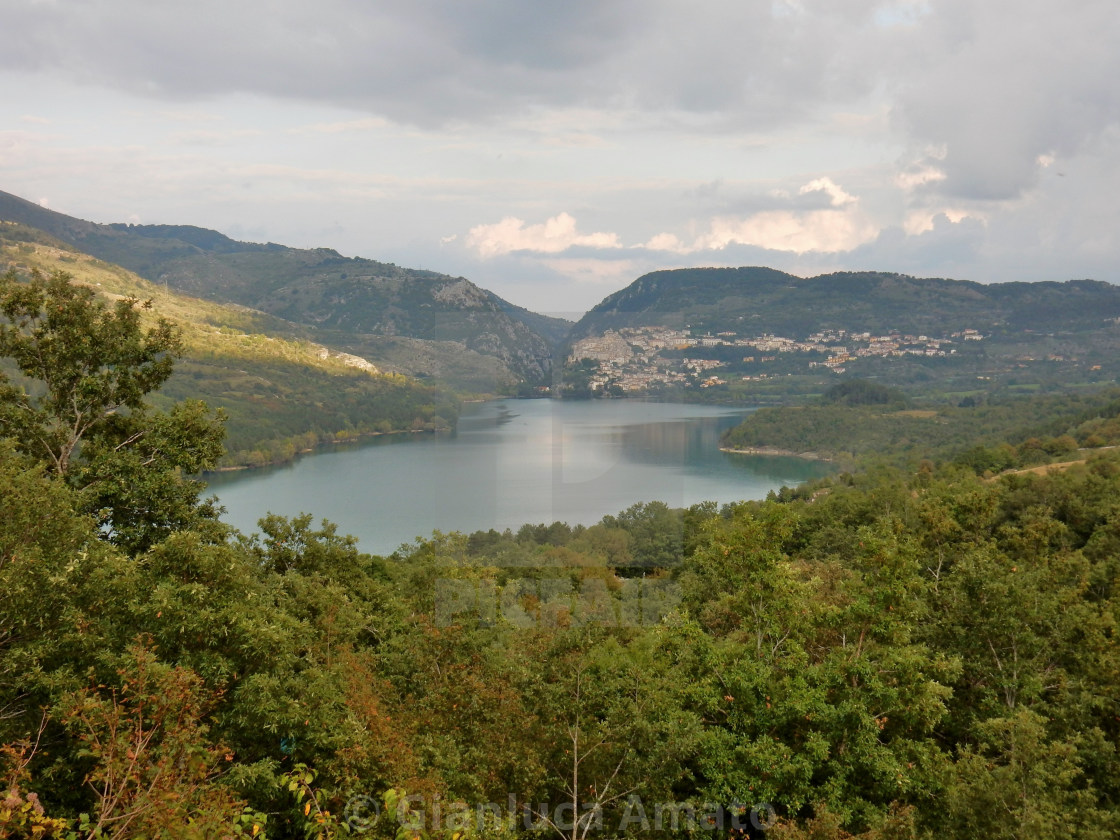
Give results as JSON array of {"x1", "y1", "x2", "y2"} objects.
[{"x1": 205, "y1": 399, "x2": 830, "y2": 555}]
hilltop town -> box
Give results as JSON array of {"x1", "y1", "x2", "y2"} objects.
[{"x1": 568, "y1": 325, "x2": 986, "y2": 393}]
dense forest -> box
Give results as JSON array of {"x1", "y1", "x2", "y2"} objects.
[
  {"x1": 0, "y1": 234, "x2": 463, "y2": 471},
  {"x1": 4, "y1": 269, "x2": 1120, "y2": 839},
  {"x1": 722, "y1": 380, "x2": 1120, "y2": 470}
]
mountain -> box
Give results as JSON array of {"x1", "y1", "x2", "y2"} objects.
[
  {"x1": 563, "y1": 266, "x2": 1120, "y2": 397},
  {"x1": 0, "y1": 189, "x2": 569, "y2": 390},
  {"x1": 572, "y1": 266, "x2": 1120, "y2": 338},
  {"x1": 0, "y1": 220, "x2": 458, "y2": 468}
]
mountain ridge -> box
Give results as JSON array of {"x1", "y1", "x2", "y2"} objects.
[
  {"x1": 564, "y1": 265, "x2": 1120, "y2": 398},
  {"x1": 572, "y1": 266, "x2": 1120, "y2": 339},
  {"x1": 8, "y1": 188, "x2": 1120, "y2": 403},
  {"x1": 0, "y1": 188, "x2": 568, "y2": 390},
  {"x1": 0, "y1": 220, "x2": 459, "y2": 468}
]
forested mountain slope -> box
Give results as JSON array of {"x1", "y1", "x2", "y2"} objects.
[
  {"x1": 0, "y1": 222, "x2": 456, "y2": 467},
  {"x1": 563, "y1": 266, "x2": 1120, "y2": 397},
  {"x1": 573, "y1": 266, "x2": 1120, "y2": 338},
  {"x1": 0, "y1": 188, "x2": 568, "y2": 390}
]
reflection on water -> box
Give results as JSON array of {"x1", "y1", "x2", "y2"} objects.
[
  {"x1": 206, "y1": 399, "x2": 831, "y2": 555},
  {"x1": 455, "y1": 403, "x2": 518, "y2": 431}
]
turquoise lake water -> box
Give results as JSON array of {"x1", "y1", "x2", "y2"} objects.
[{"x1": 205, "y1": 399, "x2": 829, "y2": 555}]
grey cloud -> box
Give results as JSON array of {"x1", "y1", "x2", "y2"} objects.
[
  {"x1": 0, "y1": 0, "x2": 894, "y2": 127},
  {"x1": 5, "y1": 0, "x2": 1118, "y2": 301},
  {"x1": 0, "y1": 0, "x2": 640, "y2": 123},
  {"x1": 678, "y1": 182, "x2": 838, "y2": 217},
  {"x1": 892, "y1": 0, "x2": 1120, "y2": 201},
  {"x1": 850, "y1": 216, "x2": 987, "y2": 278},
  {"x1": 5, "y1": 0, "x2": 1116, "y2": 180},
  {"x1": 419, "y1": 1, "x2": 637, "y2": 70}
]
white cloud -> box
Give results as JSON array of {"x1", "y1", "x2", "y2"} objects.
[
  {"x1": 640, "y1": 178, "x2": 878, "y2": 255},
  {"x1": 467, "y1": 180, "x2": 877, "y2": 261},
  {"x1": 643, "y1": 232, "x2": 686, "y2": 252},
  {"x1": 799, "y1": 176, "x2": 856, "y2": 206},
  {"x1": 2, "y1": 0, "x2": 1118, "y2": 313},
  {"x1": 168, "y1": 128, "x2": 263, "y2": 146},
  {"x1": 696, "y1": 207, "x2": 878, "y2": 254},
  {"x1": 541, "y1": 257, "x2": 642, "y2": 288},
  {"x1": 873, "y1": 0, "x2": 931, "y2": 30},
  {"x1": 903, "y1": 208, "x2": 980, "y2": 235},
  {"x1": 156, "y1": 108, "x2": 223, "y2": 123},
  {"x1": 466, "y1": 213, "x2": 622, "y2": 257},
  {"x1": 894, "y1": 165, "x2": 946, "y2": 190},
  {"x1": 288, "y1": 116, "x2": 390, "y2": 135}
]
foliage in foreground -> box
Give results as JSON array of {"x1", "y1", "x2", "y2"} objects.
[
  {"x1": 5, "y1": 436, "x2": 1120, "y2": 838},
  {"x1": 3, "y1": 273, "x2": 1120, "y2": 838}
]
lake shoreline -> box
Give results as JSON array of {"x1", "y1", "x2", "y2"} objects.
[
  {"x1": 205, "y1": 427, "x2": 447, "y2": 473},
  {"x1": 719, "y1": 445, "x2": 833, "y2": 462},
  {"x1": 207, "y1": 400, "x2": 831, "y2": 554}
]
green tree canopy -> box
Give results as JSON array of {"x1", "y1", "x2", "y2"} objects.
[{"x1": 0, "y1": 267, "x2": 225, "y2": 552}]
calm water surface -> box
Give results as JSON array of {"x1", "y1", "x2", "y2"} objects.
[{"x1": 205, "y1": 400, "x2": 830, "y2": 554}]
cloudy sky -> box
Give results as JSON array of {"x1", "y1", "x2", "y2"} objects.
[{"x1": 2, "y1": 0, "x2": 1117, "y2": 314}]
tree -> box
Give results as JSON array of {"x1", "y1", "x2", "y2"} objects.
[
  {"x1": 0, "y1": 268, "x2": 177, "y2": 475},
  {"x1": 943, "y1": 710, "x2": 1118, "y2": 839},
  {"x1": 599, "y1": 501, "x2": 684, "y2": 570},
  {"x1": 522, "y1": 629, "x2": 702, "y2": 840},
  {"x1": 0, "y1": 442, "x2": 107, "y2": 743},
  {"x1": 0, "y1": 267, "x2": 225, "y2": 553},
  {"x1": 58, "y1": 644, "x2": 248, "y2": 840}
]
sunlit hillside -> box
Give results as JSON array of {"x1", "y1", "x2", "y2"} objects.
[{"x1": 0, "y1": 222, "x2": 458, "y2": 467}]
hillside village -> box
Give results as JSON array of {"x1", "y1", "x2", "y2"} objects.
[{"x1": 568, "y1": 325, "x2": 986, "y2": 392}]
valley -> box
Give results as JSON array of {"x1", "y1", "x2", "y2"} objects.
[
  {"x1": 5, "y1": 187, "x2": 1120, "y2": 840},
  {"x1": 6, "y1": 188, "x2": 1120, "y2": 473}
]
